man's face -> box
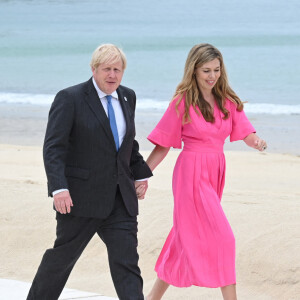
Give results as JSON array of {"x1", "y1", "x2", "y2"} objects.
[{"x1": 92, "y1": 60, "x2": 124, "y2": 94}]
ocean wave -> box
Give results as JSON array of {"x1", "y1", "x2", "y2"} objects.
[
  {"x1": 243, "y1": 103, "x2": 300, "y2": 115},
  {"x1": 0, "y1": 92, "x2": 299, "y2": 115},
  {"x1": 0, "y1": 92, "x2": 54, "y2": 106},
  {"x1": 137, "y1": 100, "x2": 300, "y2": 115}
]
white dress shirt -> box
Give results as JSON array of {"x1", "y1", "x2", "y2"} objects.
[{"x1": 92, "y1": 77, "x2": 126, "y2": 147}]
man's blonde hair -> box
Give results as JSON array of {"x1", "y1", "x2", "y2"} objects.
[{"x1": 90, "y1": 44, "x2": 127, "y2": 70}]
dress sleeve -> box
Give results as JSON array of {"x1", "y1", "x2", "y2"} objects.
[
  {"x1": 147, "y1": 96, "x2": 184, "y2": 148},
  {"x1": 230, "y1": 101, "x2": 256, "y2": 142}
]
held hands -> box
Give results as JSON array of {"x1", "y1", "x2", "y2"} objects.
[
  {"x1": 54, "y1": 190, "x2": 73, "y2": 214},
  {"x1": 135, "y1": 180, "x2": 148, "y2": 200}
]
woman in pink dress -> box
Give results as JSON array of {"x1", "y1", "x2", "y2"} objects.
[{"x1": 141, "y1": 44, "x2": 267, "y2": 300}]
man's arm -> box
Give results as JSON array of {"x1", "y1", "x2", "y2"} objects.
[
  {"x1": 126, "y1": 88, "x2": 152, "y2": 198},
  {"x1": 130, "y1": 139, "x2": 153, "y2": 180},
  {"x1": 43, "y1": 90, "x2": 75, "y2": 213},
  {"x1": 130, "y1": 139, "x2": 153, "y2": 200}
]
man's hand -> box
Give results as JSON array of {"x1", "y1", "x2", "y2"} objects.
[
  {"x1": 135, "y1": 180, "x2": 148, "y2": 200},
  {"x1": 54, "y1": 191, "x2": 73, "y2": 214}
]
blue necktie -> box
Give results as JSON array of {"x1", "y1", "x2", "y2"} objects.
[{"x1": 106, "y1": 95, "x2": 119, "y2": 150}]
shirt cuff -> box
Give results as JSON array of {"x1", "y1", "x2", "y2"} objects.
[
  {"x1": 135, "y1": 178, "x2": 149, "y2": 181},
  {"x1": 53, "y1": 189, "x2": 69, "y2": 196}
]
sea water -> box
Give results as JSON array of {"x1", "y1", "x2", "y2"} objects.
[{"x1": 1, "y1": 0, "x2": 300, "y2": 113}]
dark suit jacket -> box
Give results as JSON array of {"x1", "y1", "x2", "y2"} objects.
[{"x1": 43, "y1": 78, "x2": 153, "y2": 218}]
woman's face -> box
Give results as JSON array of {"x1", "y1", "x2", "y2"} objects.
[{"x1": 194, "y1": 58, "x2": 221, "y2": 93}]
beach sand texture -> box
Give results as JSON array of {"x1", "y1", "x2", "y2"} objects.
[{"x1": 0, "y1": 144, "x2": 299, "y2": 300}]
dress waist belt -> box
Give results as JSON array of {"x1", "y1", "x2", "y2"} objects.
[{"x1": 183, "y1": 143, "x2": 224, "y2": 153}]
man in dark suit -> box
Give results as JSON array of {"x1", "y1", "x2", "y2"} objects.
[{"x1": 27, "y1": 44, "x2": 152, "y2": 300}]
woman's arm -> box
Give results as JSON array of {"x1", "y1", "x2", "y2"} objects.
[
  {"x1": 135, "y1": 145, "x2": 170, "y2": 199},
  {"x1": 243, "y1": 133, "x2": 267, "y2": 151},
  {"x1": 146, "y1": 145, "x2": 171, "y2": 171}
]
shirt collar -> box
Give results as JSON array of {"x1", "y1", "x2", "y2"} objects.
[{"x1": 92, "y1": 77, "x2": 118, "y2": 100}]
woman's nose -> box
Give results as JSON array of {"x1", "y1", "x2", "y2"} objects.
[{"x1": 208, "y1": 72, "x2": 215, "y2": 79}]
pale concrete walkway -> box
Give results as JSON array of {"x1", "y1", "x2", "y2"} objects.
[{"x1": 0, "y1": 278, "x2": 118, "y2": 299}]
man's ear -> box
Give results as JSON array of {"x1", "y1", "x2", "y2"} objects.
[{"x1": 91, "y1": 66, "x2": 97, "y2": 74}]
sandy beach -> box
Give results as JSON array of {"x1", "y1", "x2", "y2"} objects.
[
  {"x1": 0, "y1": 139, "x2": 299, "y2": 299},
  {"x1": 1, "y1": 0, "x2": 300, "y2": 298}
]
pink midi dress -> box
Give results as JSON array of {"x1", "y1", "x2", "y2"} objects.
[{"x1": 147, "y1": 96, "x2": 255, "y2": 288}]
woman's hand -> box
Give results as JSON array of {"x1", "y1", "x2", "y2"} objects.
[
  {"x1": 254, "y1": 138, "x2": 267, "y2": 152},
  {"x1": 243, "y1": 133, "x2": 267, "y2": 152}
]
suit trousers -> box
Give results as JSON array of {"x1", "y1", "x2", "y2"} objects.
[{"x1": 27, "y1": 188, "x2": 144, "y2": 300}]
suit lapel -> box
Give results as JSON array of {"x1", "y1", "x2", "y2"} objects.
[{"x1": 84, "y1": 78, "x2": 116, "y2": 149}]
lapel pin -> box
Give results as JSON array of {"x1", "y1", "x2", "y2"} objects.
[{"x1": 124, "y1": 96, "x2": 128, "y2": 102}]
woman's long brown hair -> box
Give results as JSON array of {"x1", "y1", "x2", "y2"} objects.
[{"x1": 174, "y1": 44, "x2": 243, "y2": 123}]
